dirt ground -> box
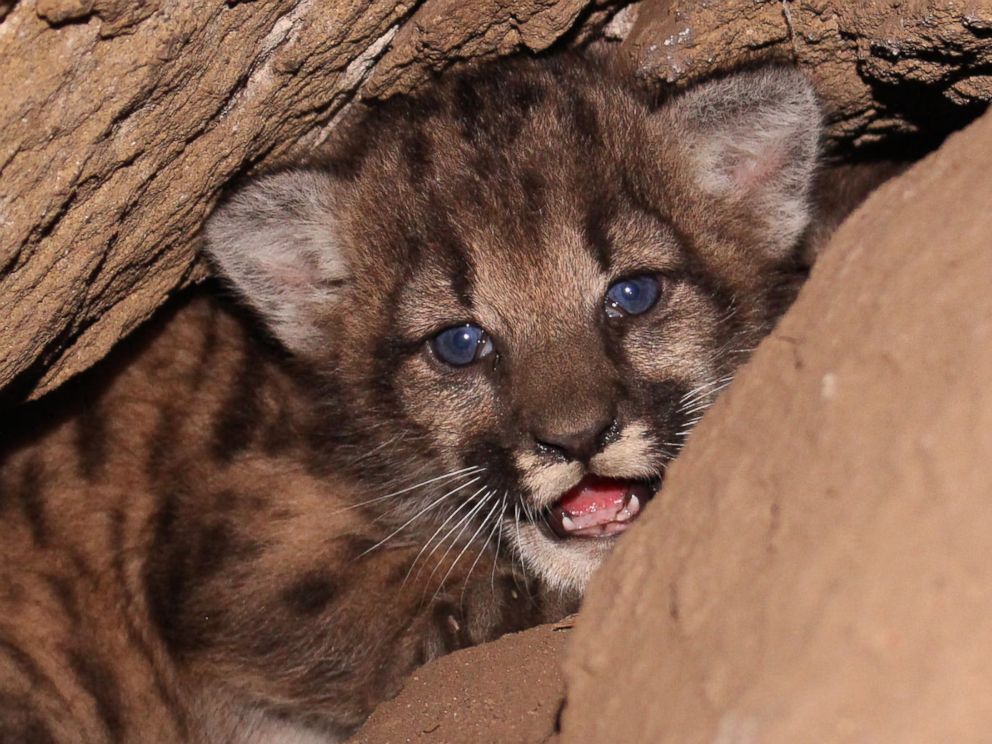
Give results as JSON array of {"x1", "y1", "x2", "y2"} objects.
[{"x1": 351, "y1": 622, "x2": 572, "y2": 744}]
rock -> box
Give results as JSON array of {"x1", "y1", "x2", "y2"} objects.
[
  {"x1": 0, "y1": 0, "x2": 623, "y2": 403},
  {"x1": 560, "y1": 105, "x2": 992, "y2": 743},
  {"x1": 621, "y1": 1, "x2": 992, "y2": 149}
]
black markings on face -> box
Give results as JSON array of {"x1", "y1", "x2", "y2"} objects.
[
  {"x1": 645, "y1": 379, "x2": 693, "y2": 447},
  {"x1": 44, "y1": 574, "x2": 81, "y2": 625},
  {"x1": 462, "y1": 438, "x2": 520, "y2": 505},
  {"x1": 446, "y1": 247, "x2": 475, "y2": 311},
  {"x1": 506, "y1": 77, "x2": 545, "y2": 123},
  {"x1": 145, "y1": 407, "x2": 180, "y2": 482},
  {"x1": 281, "y1": 572, "x2": 339, "y2": 617},
  {"x1": 568, "y1": 92, "x2": 602, "y2": 148},
  {"x1": 454, "y1": 75, "x2": 484, "y2": 139},
  {"x1": 309, "y1": 54, "x2": 790, "y2": 542},
  {"x1": 583, "y1": 196, "x2": 615, "y2": 271},
  {"x1": 75, "y1": 403, "x2": 108, "y2": 481},
  {"x1": 454, "y1": 70, "x2": 544, "y2": 150},
  {"x1": 16, "y1": 460, "x2": 47, "y2": 547},
  {"x1": 68, "y1": 650, "x2": 124, "y2": 742},
  {"x1": 210, "y1": 349, "x2": 265, "y2": 464},
  {"x1": 403, "y1": 130, "x2": 432, "y2": 185}
]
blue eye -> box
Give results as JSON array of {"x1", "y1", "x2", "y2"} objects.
[
  {"x1": 430, "y1": 324, "x2": 494, "y2": 367},
  {"x1": 605, "y1": 275, "x2": 660, "y2": 318}
]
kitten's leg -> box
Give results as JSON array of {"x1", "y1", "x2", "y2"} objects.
[{"x1": 172, "y1": 526, "x2": 576, "y2": 737}]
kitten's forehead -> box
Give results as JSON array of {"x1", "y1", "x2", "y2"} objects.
[
  {"x1": 391, "y1": 220, "x2": 606, "y2": 342},
  {"x1": 467, "y1": 222, "x2": 606, "y2": 339}
]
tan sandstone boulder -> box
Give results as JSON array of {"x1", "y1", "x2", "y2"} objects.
[{"x1": 623, "y1": 0, "x2": 992, "y2": 148}]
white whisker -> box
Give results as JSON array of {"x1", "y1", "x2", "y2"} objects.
[
  {"x1": 344, "y1": 431, "x2": 405, "y2": 466},
  {"x1": 458, "y1": 504, "x2": 503, "y2": 604},
  {"x1": 333, "y1": 465, "x2": 482, "y2": 515},
  {"x1": 402, "y1": 485, "x2": 488, "y2": 586},
  {"x1": 490, "y1": 491, "x2": 507, "y2": 591},
  {"x1": 425, "y1": 492, "x2": 494, "y2": 591},
  {"x1": 437, "y1": 497, "x2": 501, "y2": 603},
  {"x1": 357, "y1": 476, "x2": 483, "y2": 557}
]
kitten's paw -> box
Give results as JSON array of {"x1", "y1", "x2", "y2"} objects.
[{"x1": 423, "y1": 571, "x2": 542, "y2": 660}]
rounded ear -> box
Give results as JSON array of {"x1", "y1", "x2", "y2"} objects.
[
  {"x1": 657, "y1": 67, "x2": 821, "y2": 257},
  {"x1": 204, "y1": 169, "x2": 348, "y2": 356}
]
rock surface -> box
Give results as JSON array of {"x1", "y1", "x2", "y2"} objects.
[
  {"x1": 0, "y1": 0, "x2": 620, "y2": 403},
  {"x1": 622, "y1": 0, "x2": 992, "y2": 149},
  {"x1": 561, "y1": 105, "x2": 992, "y2": 743},
  {"x1": 344, "y1": 99, "x2": 992, "y2": 744}
]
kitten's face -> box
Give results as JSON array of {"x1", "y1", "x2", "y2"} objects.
[{"x1": 208, "y1": 57, "x2": 819, "y2": 591}]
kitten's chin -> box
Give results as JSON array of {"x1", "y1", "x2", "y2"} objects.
[{"x1": 511, "y1": 522, "x2": 618, "y2": 594}]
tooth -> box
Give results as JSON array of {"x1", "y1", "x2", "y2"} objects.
[
  {"x1": 561, "y1": 514, "x2": 576, "y2": 532},
  {"x1": 627, "y1": 494, "x2": 641, "y2": 515}
]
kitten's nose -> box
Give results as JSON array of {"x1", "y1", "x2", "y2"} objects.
[{"x1": 534, "y1": 416, "x2": 618, "y2": 463}]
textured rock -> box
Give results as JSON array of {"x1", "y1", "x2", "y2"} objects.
[
  {"x1": 622, "y1": 1, "x2": 992, "y2": 148},
  {"x1": 561, "y1": 106, "x2": 992, "y2": 743},
  {"x1": 0, "y1": 0, "x2": 622, "y2": 403}
]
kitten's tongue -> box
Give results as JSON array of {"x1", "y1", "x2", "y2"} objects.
[{"x1": 549, "y1": 475, "x2": 648, "y2": 538}]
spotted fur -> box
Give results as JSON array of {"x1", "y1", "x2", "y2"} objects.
[{"x1": 0, "y1": 54, "x2": 864, "y2": 742}]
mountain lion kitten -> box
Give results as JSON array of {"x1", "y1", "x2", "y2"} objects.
[{"x1": 2, "y1": 54, "x2": 840, "y2": 742}]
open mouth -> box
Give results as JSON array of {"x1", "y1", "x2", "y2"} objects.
[{"x1": 544, "y1": 475, "x2": 660, "y2": 539}]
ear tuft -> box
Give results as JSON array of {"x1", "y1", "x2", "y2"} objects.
[
  {"x1": 205, "y1": 170, "x2": 347, "y2": 355},
  {"x1": 664, "y1": 67, "x2": 821, "y2": 256}
]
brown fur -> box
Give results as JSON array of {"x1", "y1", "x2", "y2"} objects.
[{"x1": 0, "y1": 53, "x2": 883, "y2": 741}]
